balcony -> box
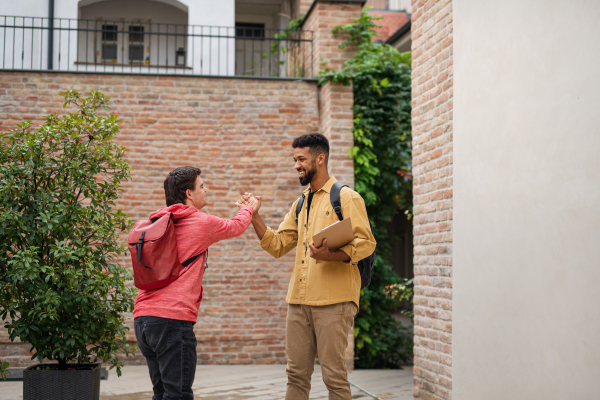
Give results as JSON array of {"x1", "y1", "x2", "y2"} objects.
[{"x1": 0, "y1": 16, "x2": 313, "y2": 78}]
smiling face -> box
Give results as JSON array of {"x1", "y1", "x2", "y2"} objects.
[
  {"x1": 185, "y1": 176, "x2": 208, "y2": 210},
  {"x1": 294, "y1": 147, "x2": 320, "y2": 186}
]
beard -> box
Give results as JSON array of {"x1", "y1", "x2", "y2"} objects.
[{"x1": 299, "y1": 162, "x2": 317, "y2": 186}]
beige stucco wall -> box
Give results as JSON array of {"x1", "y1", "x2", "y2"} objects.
[{"x1": 453, "y1": 0, "x2": 600, "y2": 398}]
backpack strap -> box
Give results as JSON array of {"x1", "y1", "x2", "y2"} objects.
[
  {"x1": 136, "y1": 231, "x2": 151, "y2": 269},
  {"x1": 330, "y1": 182, "x2": 348, "y2": 221},
  {"x1": 182, "y1": 251, "x2": 202, "y2": 267},
  {"x1": 149, "y1": 214, "x2": 208, "y2": 270},
  {"x1": 182, "y1": 248, "x2": 208, "y2": 270},
  {"x1": 295, "y1": 194, "x2": 306, "y2": 225}
]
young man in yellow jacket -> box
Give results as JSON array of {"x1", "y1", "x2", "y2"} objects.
[{"x1": 240, "y1": 133, "x2": 376, "y2": 400}]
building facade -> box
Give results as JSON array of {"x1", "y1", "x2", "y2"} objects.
[
  {"x1": 0, "y1": 0, "x2": 363, "y2": 368},
  {"x1": 411, "y1": 0, "x2": 453, "y2": 397},
  {"x1": 1, "y1": 0, "x2": 312, "y2": 77},
  {"x1": 412, "y1": 0, "x2": 600, "y2": 399}
]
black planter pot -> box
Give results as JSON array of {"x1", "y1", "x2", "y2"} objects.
[{"x1": 23, "y1": 363, "x2": 101, "y2": 400}]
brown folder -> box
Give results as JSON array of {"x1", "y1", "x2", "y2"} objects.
[{"x1": 312, "y1": 217, "x2": 353, "y2": 251}]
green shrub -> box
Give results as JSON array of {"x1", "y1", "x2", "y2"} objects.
[
  {"x1": 0, "y1": 359, "x2": 10, "y2": 380},
  {"x1": 0, "y1": 91, "x2": 135, "y2": 375},
  {"x1": 318, "y1": 10, "x2": 413, "y2": 368}
]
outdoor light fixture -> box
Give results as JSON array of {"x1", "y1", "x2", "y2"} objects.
[{"x1": 176, "y1": 48, "x2": 186, "y2": 66}]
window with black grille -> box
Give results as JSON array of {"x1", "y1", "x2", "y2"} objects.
[
  {"x1": 235, "y1": 23, "x2": 265, "y2": 38},
  {"x1": 128, "y1": 25, "x2": 144, "y2": 62},
  {"x1": 101, "y1": 24, "x2": 118, "y2": 60},
  {"x1": 102, "y1": 24, "x2": 118, "y2": 60},
  {"x1": 129, "y1": 25, "x2": 144, "y2": 42},
  {"x1": 102, "y1": 24, "x2": 118, "y2": 41}
]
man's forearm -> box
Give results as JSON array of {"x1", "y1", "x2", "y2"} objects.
[
  {"x1": 309, "y1": 244, "x2": 351, "y2": 262},
  {"x1": 320, "y1": 249, "x2": 350, "y2": 262},
  {"x1": 251, "y1": 213, "x2": 268, "y2": 240}
]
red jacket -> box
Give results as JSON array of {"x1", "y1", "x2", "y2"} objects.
[{"x1": 133, "y1": 203, "x2": 254, "y2": 322}]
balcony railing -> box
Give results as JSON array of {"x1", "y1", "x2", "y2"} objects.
[{"x1": 0, "y1": 16, "x2": 313, "y2": 78}]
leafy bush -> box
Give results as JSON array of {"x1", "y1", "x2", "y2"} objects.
[
  {"x1": 318, "y1": 11, "x2": 413, "y2": 368},
  {"x1": 0, "y1": 359, "x2": 10, "y2": 380},
  {"x1": 0, "y1": 91, "x2": 135, "y2": 375},
  {"x1": 385, "y1": 278, "x2": 414, "y2": 319}
]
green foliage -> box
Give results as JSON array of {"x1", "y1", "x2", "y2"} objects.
[
  {"x1": 318, "y1": 11, "x2": 413, "y2": 368},
  {"x1": 385, "y1": 278, "x2": 414, "y2": 319},
  {"x1": 0, "y1": 91, "x2": 135, "y2": 376},
  {"x1": 0, "y1": 359, "x2": 10, "y2": 380},
  {"x1": 263, "y1": 16, "x2": 306, "y2": 77}
]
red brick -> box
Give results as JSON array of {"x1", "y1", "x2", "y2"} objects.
[{"x1": 412, "y1": 0, "x2": 453, "y2": 399}]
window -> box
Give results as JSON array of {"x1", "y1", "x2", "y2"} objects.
[
  {"x1": 102, "y1": 24, "x2": 118, "y2": 41},
  {"x1": 102, "y1": 43, "x2": 118, "y2": 60},
  {"x1": 101, "y1": 24, "x2": 118, "y2": 60},
  {"x1": 128, "y1": 25, "x2": 144, "y2": 62},
  {"x1": 129, "y1": 25, "x2": 144, "y2": 42},
  {"x1": 235, "y1": 23, "x2": 265, "y2": 38},
  {"x1": 129, "y1": 44, "x2": 144, "y2": 61}
]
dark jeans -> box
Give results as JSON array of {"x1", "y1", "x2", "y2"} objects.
[{"x1": 134, "y1": 316, "x2": 197, "y2": 400}]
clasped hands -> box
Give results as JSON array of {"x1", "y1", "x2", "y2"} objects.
[
  {"x1": 235, "y1": 192, "x2": 261, "y2": 212},
  {"x1": 236, "y1": 192, "x2": 346, "y2": 262}
]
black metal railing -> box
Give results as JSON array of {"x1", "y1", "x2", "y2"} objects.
[{"x1": 0, "y1": 16, "x2": 313, "y2": 78}]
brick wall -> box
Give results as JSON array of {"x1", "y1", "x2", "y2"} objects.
[
  {"x1": 411, "y1": 0, "x2": 453, "y2": 399},
  {"x1": 0, "y1": 0, "x2": 363, "y2": 372},
  {"x1": 0, "y1": 71, "x2": 331, "y2": 367},
  {"x1": 302, "y1": 1, "x2": 363, "y2": 77},
  {"x1": 291, "y1": 0, "x2": 314, "y2": 19},
  {"x1": 302, "y1": 0, "x2": 361, "y2": 184}
]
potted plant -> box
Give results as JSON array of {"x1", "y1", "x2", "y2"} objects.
[{"x1": 0, "y1": 91, "x2": 136, "y2": 400}]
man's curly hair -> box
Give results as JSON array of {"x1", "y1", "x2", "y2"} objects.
[
  {"x1": 164, "y1": 166, "x2": 202, "y2": 206},
  {"x1": 292, "y1": 133, "x2": 329, "y2": 163}
]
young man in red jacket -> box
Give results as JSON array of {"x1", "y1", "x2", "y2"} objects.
[{"x1": 133, "y1": 166, "x2": 258, "y2": 400}]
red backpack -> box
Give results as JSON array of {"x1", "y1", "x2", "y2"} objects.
[{"x1": 127, "y1": 213, "x2": 206, "y2": 290}]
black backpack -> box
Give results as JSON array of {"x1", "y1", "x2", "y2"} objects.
[{"x1": 295, "y1": 182, "x2": 376, "y2": 289}]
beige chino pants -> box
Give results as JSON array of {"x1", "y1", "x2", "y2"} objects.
[{"x1": 285, "y1": 302, "x2": 358, "y2": 400}]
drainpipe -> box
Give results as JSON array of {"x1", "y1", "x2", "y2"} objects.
[{"x1": 48, "y1": 0, "x2": 54, "y2": 70}]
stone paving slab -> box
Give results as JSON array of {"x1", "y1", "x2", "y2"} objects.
[{"x1": 0, "y1": 364, "x2": 414, "y2": 400}]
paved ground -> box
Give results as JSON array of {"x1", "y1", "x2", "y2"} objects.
[{"x1": 0, "y1": 364, "x2": 414, "y2": 400}]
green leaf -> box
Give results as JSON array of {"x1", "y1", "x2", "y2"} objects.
[
  {"x1": 0, "y1": 91, "x2": 135, "y2": 371},
  {"x1": 317, "y1": 10, "x2": 413, "y2": 369}
]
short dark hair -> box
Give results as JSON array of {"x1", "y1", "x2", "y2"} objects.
[
  {"x1": 164, "y1": 166, "x2": 202, "y2": 206},
  {"x1": 292, "y1": 133, "x2": 329, "y2": 162}
]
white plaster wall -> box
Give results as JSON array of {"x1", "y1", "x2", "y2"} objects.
[
  {"x1": 0, "y1": 0, "x2": 75, "y2": 70},
  {"x1": 389, "y1": 0, "x2": 410, "y2": 13},
  {"x1": 2, "y1": 0, "x2": 52, "y2": 18},
  {"x1": 187, "y1": 0, "x2": 234, "y2": 75},
  {"x1": 453, "y1": 0, "x2": 600, "y2": 399}
]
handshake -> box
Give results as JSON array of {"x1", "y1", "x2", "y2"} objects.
[{"x1": 235, "y1": 192, "x2": 261, "y2": 213}]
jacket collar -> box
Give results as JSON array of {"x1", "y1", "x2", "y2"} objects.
[{"x1": 302, "y1": 176, "x2": 338, "y2": 195}]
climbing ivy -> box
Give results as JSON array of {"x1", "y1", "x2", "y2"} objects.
[
  {"x1": 263, "y1": 16, "x2": 306, "y2": 78},
  {"x1": 318, "y1": 10, "x2": 413, "y2": 368}
]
